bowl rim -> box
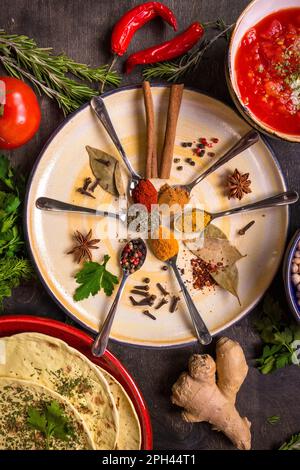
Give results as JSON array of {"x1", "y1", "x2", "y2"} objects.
[
  {"x1": 227, "y1": 0, "x2": 300, "y2": 143},
  {"x1": 283, "y1": 229, "x2": 300, "y2": 322}
]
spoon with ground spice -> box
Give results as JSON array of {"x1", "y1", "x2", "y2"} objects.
[
  {"x1": 149, "y1": 226, "x2": 212, "y2": 346},
  {"x1": 174, "y1": 191, "x2": 299, "y2": 235},
  {"x1": 92, "y1": 238, "x2": 147, "y2": 357},
  {"x1": 90, "y1": 97, "x2": 141, "y2": 196},
  {"x1": 158, "y1": 130, "x2": 259, "y2": 208}
]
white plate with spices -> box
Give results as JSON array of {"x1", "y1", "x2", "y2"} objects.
[{"x1": 25, "y1": 85, "x2": 288, "y2": 348}]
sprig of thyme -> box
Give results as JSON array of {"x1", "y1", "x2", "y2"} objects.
[
  {"x1": 143, "y1": 20, "x2": 234, "y2": 82},
  {"x1": 0, "y1": 30, "x2": 121, "y2": 114}
]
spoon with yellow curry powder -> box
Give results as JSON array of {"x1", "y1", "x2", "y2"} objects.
[
  {"x1": 158, "y1": 130, "x2": 259, "y2": 208},
  {"x1": 174, "y1": 191, "x2": 299, "y2": 235},
  {"x1": 149, "y1": 226, "x2": 212, "y2": 346}
]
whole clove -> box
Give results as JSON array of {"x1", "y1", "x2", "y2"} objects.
[
  {"x1": 130, "y1": 289, "x2": 149, "y2": 297},
  {"x1": 143, "y1": 310, "x2": 156, "y2": 320},
  {"x1": 143, "y1": 277, "x2": 150, "y2": 284},
  {"x1": 238, "y1": 220, "x2": 255, "y2": 235},
  {"x1": 83, "y1": 177, "x2": 92, "y2": 191},
  {"x1": 155, "y1": 298, "x2": 168, "y2": 310},
  {"x1": 156, "y1": 283, "x2": 169, "y2": 296},
  {"x1": 170, "y1": 296, "x2": 180, "y2": 313},
  {"x1": 76, "y1": 188, "x2": 96, "y2": 199},
  {"x1": 129, "y1": 296, "x2": 155, "y2": 307},
  {"x1": 88, "y1": 178, "x2": 100, "y2": 192},
  {"x1": 133, "y1": 285, "x2": 150, "y2": 291}
]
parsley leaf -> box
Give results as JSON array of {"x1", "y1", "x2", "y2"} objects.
[
  {"x1": 27, "y1": 400, "x2": 73, "y2": 449},
  {"x1": 279, "y1": 432, "x2": 300, "y2": 450},
  {"x1": 73, "y1": 255, "x2": 118, "y2": 301},
  {"x1": 254, "y1": 294, "x2": 300, "y2": 374}
]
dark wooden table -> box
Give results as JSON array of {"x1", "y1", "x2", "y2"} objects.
[{"x1": 1, "y1": 0, "x2": 300, "y2": 450}]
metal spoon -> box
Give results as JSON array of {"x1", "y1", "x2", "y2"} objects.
[
  {"x1": 90, "y1": 96, "x2": 141, "y2": 195},
  {"x1": 166, "y1": 254, "x2": 212, "y2": 345},
  {"x1": 175, "y1": 191, "x2": 299, "y2": 233},
  {"x1": 92, "y1": 238, "x2": 147, "y2": 357},
  {"x1": 35, "y1": 197, "x2": 127, "y2": 223},
  {"x1": 174, "y1": 130, "x2": 259, "y2": 195}
]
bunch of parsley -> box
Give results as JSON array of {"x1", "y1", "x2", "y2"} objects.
[
  {"x1": 0, "y1": 155, "x2": 33, "y2": 306},
  {"x1": 254, "y1": 294, "x2": 300, "y2": 374}
]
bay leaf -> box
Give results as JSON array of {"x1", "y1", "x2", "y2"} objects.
[
  {"x1": 114, "y1": 161, "x2": 125, "y2": 196},
  {"x1": 184, "y1": 224, "x2": 244, "y2": 267},
  {"x1": 211, "y1": 264, "x2": 241, "y2": 305},
  {"x1": 86, "y1": 146, "x2": 118, "y2": 196}
]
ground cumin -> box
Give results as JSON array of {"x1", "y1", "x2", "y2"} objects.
[{"x1": 158, "y1": 184, "x2": 190, "y2": 209}]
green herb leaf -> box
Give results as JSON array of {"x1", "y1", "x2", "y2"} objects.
[
  {"x1": 27, "y1": 401, "x2": 72, "y2": 448},
  {"x1": 279, "y1": 432, "x2": 300, "y2": 450},
  {"x1": 254, "y1": 294, "x2": 300, "y2": 374},
  {"x1": 0, "y1": 30, "x2": 121, "y2": 115},
  {"x1": 74, "y1": 255, "x2": 119, "y2": 301},
  {"x1": 267, "y1": 415, "x2": 280, "y2": 425}
]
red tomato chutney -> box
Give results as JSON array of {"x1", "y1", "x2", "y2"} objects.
[{"x1": 235, "y1": 8, "x2": 300, "y2": 135}]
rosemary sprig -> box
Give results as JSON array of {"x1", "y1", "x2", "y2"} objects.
[
  {"x1": 0, "y1": 30, "x2": 121, "y2": 114},
  {"x1": 143, "y1": 21, "x2": 234, "y2": 82},
  {"x1": 279, "y1": 432, "x2": 300, "y2": 450}
]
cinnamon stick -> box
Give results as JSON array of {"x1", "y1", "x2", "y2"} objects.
[
  {"x1": 143, "y1": 81, "x2": 157, "y2": 178},
  {"x1": 160, "y1": 84, "x2": 184, "y2": 179}
]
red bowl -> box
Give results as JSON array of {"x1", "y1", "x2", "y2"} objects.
[{"x1": 0, "y1": 315, "x2": 152, "y2": 450}]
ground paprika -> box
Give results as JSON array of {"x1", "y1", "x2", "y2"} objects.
[{"x1": 132, "y1": 179, "x2": 158, "y2": 212}]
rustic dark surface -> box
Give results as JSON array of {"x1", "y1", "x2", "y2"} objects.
[{"x1": 1, "y1": 0, "x2": 300, "y2": 451}]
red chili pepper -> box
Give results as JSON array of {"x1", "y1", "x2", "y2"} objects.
[
  {"x1": 111, "y1": 2, "x2": 177, "y2": 57},
  {"x1": 125, "y1": 22, "x2": 204, "y2": 73}
]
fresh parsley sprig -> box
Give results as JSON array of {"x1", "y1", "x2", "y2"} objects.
[
  {"x1": 0, "y1": 30, "x2": 121, "y2": 114},
  {"x1": 27, "y1": 401, "x2": 73, "y2": 449},
  {"x1": 254, "y1": 295, "x2": 300, "y2": 374},
  {"x1": 73, "y1": 254, "x2": 119, "y2": 301}
]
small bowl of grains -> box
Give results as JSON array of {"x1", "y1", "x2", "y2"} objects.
[{"x1": 283, "y1": 229, "x2": 300, "y2": 322}]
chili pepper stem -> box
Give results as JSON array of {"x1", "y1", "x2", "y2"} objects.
[{"x1": 100, "y1": 55, "x2": 118, "y2": 94}]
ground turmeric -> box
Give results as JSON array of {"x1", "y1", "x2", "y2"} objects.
[
  {"x1": 149, "y1": 226, "x2": 179, "y2": 261},
  {"x1": 177, "y1": 209, "x2": 212, "y2": 233},
  {"x1": 171, "y1": 337, "x2": 251, "y2": 450}
]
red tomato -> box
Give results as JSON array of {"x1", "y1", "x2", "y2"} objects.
[{"x1": 0, "y1": 76, "x2": 41, "y2": 149}]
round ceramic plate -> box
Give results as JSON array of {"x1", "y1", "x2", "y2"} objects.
[
  {"x1": 0, "y1": 315, "x2": 152, "y2": 449},
  {"x1": 25, "y1": 85, "x2": 288, "y2": 347}
]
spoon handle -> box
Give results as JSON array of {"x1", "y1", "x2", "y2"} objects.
[
  {"x1": 188, "y1": 130, "x2": 259, "y2": 190},
  {"x1": 90, "y1": 97, "x2": 140, "y2": 180},
  {"x1": 212, "y1": 191, "x2": 299, "y2": 220},
  {"x1": 36, "y1": 197, "x2": 120, "y2": 219},
  {"x1": 92, "y1": 274, "x2": 128, "y2": 357},
  {"x1": 169, "y1": 258, "x2": 212, "y2": 346}
]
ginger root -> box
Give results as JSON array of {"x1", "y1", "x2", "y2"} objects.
[{"x1": 171, "y1": 337, "x2": 251, "y2": 450}]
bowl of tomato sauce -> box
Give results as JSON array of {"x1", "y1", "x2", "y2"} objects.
[{"x1": 227, "y1": 0, "x2": 300, "y2": 142}]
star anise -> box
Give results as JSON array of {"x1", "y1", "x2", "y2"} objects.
[
  {"x1": 67, "y1": 229, "x2": 100, "y2": 263},
  {"x1": 227, "y1": 169, "x2": 252, "y2": 200}
]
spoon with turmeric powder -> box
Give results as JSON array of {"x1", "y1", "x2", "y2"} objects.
[
  {"x1": 174, "y1": 191, "x2": 299, "y2": 235},
  {"x1": 149, "y1": 226, "x2": 212, "y2": 346}
]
